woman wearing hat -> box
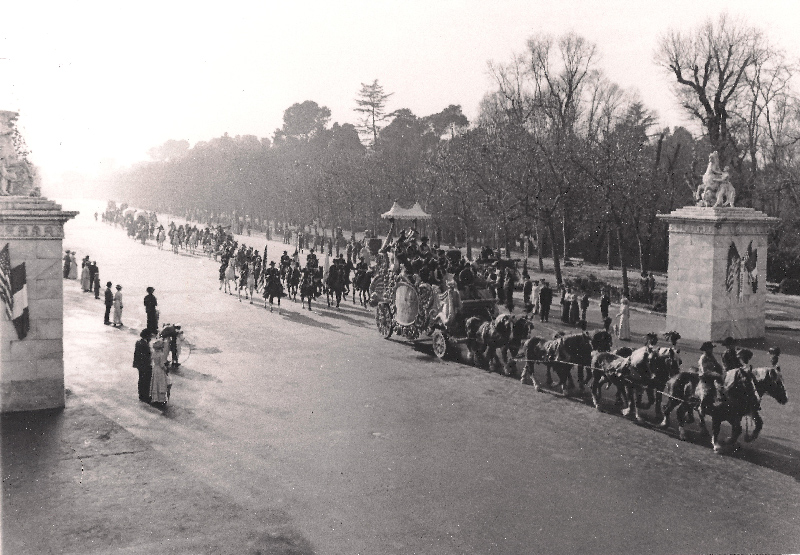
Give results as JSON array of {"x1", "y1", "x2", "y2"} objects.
[
  {"x1": 149, "y1": 333, "x2": 170, "y2": 407},
  {"x1": 614, "y1": 297, "x2": 631, "y2": 341},
  {"x1": 112, "y1": 285, "x2": 124, "y2": 327},
  {"x1": 68, "y1": 251, "x2": 78, "y2": 280}
]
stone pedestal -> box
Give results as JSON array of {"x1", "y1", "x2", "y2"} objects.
[
  {"x1": 658, "y1": 207, "x2": 778, "y2": 342},
  {"x1": 0, "y1": 196, "x2": 77, "y2": 412}
]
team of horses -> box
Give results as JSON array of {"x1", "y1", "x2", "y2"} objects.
[{"x1": 464, "y1": 315, "x2": 787, "y2": 454}]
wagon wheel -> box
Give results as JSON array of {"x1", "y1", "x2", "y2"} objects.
[
  {"x1": 432, "y1": 329, "x2": 448, "y2": 359},
  {"x1": 376, "y1": 303, "x2": 393, "y2": 339}
]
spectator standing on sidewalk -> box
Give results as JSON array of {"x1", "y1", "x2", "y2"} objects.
[
  {"x1": 503, "y1": 267, "x2": 515, "y2": 312},
  {"x1": 113, "y1": 285, "x2": 124, "y2": 327},
  {"x1": 600, "y1": 289, "x2": 611, "y2": 321},
  {"x1": 92, "y1": 262, "x2": 101, "y2": 299},
  {"x1": 539, "y1": 281, "x2": 553, "y2": 322},
  {"x1": 63, "y1": 250, "x2": 71, "y2": 278},
  {"x1": 144, "y1": 287, "x2": 158, "y2": 334},
  {"x1": 103, "y1": 282, "x2": 114, "y2": 325},
  {"x1": 580, "y1": 292, "x2": 590, "y2": 323},
  {"x1": 68, "y1": 251, "x2": 78, "y2": 280},
  {"x1": 522, "y1": 273, "x2": 533, "y2": 313},
  {"x1": 133, "y1": 329, "x2": 153, "y2": 403},
  {"x1": 615, "y1": 297, "x2": 631, "y2": 341}
]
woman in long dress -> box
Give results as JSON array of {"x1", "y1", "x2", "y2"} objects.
[
  {"x1": 149, "y1": 337, "x2": 170, "y2": 406},
  {"x1": 80, "y1": 261, "x2": 91, "y2": 292},
  {"x1": 68, "y1": 252, "x2": 78, "y2": 279},
  {"x1": 112, "y1": 285, "x2": 124, "y2": 327},
  {"x1": 615, "y1": 297, "x2": 631, "y2": 341}
]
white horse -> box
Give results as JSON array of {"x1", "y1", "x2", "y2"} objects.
[
  {"x1": 698, "y1": 151, "x2": 736, "y2": 207},
  {"x1": 156, "y1": 229, "x2": 166, "y2": 250},
  {"x1": 223, "y1": 260, "x2": 237, "y2": 295}
]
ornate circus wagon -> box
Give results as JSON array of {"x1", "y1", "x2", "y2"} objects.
[{"x1": 369, "y1": 254, "x2": 496, "y2": 359}]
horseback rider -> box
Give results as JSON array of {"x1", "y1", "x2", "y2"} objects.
[
  {"x1": 769, "y1": 346, "x2": 781, "y2": 373},
  {"x1": 307, "y1": 248, "x2": 319, "y2": 270},
  {"x1": 721, "y1": 336, "x2": 740, "y2": 371},
  {"x1": 697, "y1": 341, "x2": 724, "y2": 417}
]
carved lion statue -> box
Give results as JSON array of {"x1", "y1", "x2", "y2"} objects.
[{"x1": 695, "y1": 151, "x2": 736, "y2": 207}]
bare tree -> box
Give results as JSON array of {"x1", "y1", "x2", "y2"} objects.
[{"x1": 655, "y1": 13, "x2": 768, "y2": 166}]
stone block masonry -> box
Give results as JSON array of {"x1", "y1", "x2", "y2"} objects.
[
  {"x1": 658, "y1": 206, "x2": 778, "y2": 342},
  {"x1": 0, "y1": 196, "x2": 77, "y2": 412}
]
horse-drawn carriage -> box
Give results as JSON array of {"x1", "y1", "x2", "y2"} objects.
[{"x1": 369, "y1": 254, "x2": 497, "y2": 360}]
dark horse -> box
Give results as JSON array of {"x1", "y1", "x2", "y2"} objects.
[
  {"x1": 325, "y1": 264, "x2": 347, "y2": 308},
  {"x1": 465, "y1": 314, "x2": 530, "y2": 375},
  {"x1": 660, "y1": 367, "x2": 787, "y2": 450},
  {"x1": 517, "y1": 332, "x2": 593, "y2": 394},
  {"x1": 300, "y1": 269, "x2": 317, "y2": 311},
  {"x1": 352, "y1": 268, "x2": 374, "y2": 307}
]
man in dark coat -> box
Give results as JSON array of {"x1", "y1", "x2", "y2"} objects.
[
  {"x1": 92, "y1": 262, "x2": 101, "y2": 299},
  {"x1": 63, "y1": 251, "x2": 71, "y2": 278},
  {"x1": 133, "y1": 329, "x2": 153, "y2": 402},
  {"x1": 539, "y1": 281, "x2": 553, "y2": 322},
  {"x1": 600, "y1": 289, "x2": 611, "y2": 321},
  {"x1": 160, "y1": 323, "x2": 179, "y2": 367},
  {"x1": 144, "y1": 287, "x2": 158, "y2": 334},
  {"x1": 104, "y1": 281, "x2": 114, "y2": 325}
]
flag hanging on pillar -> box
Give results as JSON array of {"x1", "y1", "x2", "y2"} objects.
[{"x1": 0, "y1": 243, "x2": 30, "y2": 340}]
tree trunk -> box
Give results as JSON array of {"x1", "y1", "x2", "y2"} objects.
[
  {"x1": 615, "y1": 225, "x2": 629, "y2": 298},
  {"x1": 607, "y1": 226, "x2": 613, "y2": 270},
  {"x1": 465, "y1": 224, "x2": 473, "y2": 261},
  {"x1": 561, "y1": 207, "x2": 568, "y2": 261},
  {"x1": 546, "y1": 218, "x2": 563, "y2": 286},
  {"x1": 536, "y1": 215, "x2": 544, "y2": 272}
]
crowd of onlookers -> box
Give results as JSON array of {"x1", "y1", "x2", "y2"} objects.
[{"x1": 64, "y1": 247, "x2": 183, "y2": 409}]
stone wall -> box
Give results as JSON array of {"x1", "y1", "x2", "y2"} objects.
[{"x1": 0, "y1": 197, "x2": 77, "y2": 412}]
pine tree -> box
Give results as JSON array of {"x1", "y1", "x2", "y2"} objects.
[{"x1": 354, "y1": 79, "x2": 393, "y2": 147}]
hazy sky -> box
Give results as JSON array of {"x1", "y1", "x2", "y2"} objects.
[{"x1": 3, "y1": 0, "x2": 799, "y2": 183}]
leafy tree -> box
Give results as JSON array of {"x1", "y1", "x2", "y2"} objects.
[
  {"x1": 147, "y1": 139, "x2": 190, "y2": 162},
  {"x1": 275, "y1": 100, "x2": 331, "y2": 143}
]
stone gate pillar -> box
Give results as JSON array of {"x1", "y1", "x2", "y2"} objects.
[
  {"x1": 0, "y1": 196, "x2": 77, "y2": 412},
  {"x1": 658, "y1": 206, "x2": 778, "y2": 342}
]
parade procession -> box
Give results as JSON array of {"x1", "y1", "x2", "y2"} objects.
[{"x1": 3, "y1": 4, "x2": 800, "y2": 555}]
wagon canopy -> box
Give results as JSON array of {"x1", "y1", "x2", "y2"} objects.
[{"x1": 381, "y1": 201, "x2": 431, "y2": 220}]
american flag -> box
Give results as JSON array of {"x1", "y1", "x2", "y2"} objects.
[
  {"x1": 0, "y1": 243, "x2": 29, "y2": 339},
  {"x1": 0, "y1": 243, "x2": 12, "y2": 321}
]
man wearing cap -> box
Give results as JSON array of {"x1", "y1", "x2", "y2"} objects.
[
  {"x1": 144, "y1": 287, "x2": 158, "y2": 334},
  {"x1": 103, "y1": 281, "x2": 114, "y2": 325},
  {"x1": 721, "y1": 337, "x2": 739, "y2": 371},
  {"x1": 769, "y1": 347, "x2": 781, "y2": 372},
  {"x1": 133, "y1": 329, "x2": 153, "y2": 402}
]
